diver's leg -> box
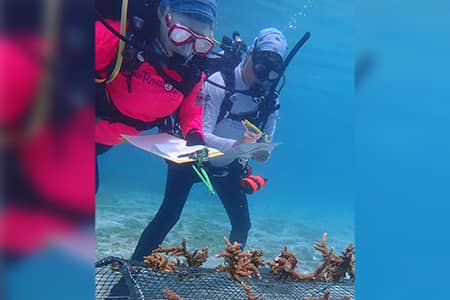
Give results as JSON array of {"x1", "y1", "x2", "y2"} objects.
[
  {"x1": 131, "y1": 163, "x2": 197, "y2": 261},
  {"x1": 95, "y1": 143, "x2": 112, "y2": 193},
  {"x1": 211, "y1": 168, "x2": 251, "y2": 249}
]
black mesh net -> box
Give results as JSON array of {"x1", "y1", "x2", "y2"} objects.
[{"x1": 96, "y1": 256, "x2": 354, "y2": 300}]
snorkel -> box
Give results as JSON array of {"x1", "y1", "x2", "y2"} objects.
[
  {"x1": 267, "y1": 31, "x2": 311, "y2": 99},
  {"x1": 206, "y1": 30, "x2": 311, "y2": 99},
  {"x1": 254, "y1": 31, "x2": 311, "y2": 130}
]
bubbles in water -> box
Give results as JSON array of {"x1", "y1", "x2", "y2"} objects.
[{"x1": 284, "y1": 0, "x2": 314, "y2": 32}]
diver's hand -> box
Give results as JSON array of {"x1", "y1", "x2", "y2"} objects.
[
  {"x1": 252, "y1": 150, "x2": 270, "y2": 163},
  {"x1": 186, "y1": 130, "x2": 206, "y2": 146},
  {"x1": 234, "y1": 132, "x2": 261, "y2": 146}
]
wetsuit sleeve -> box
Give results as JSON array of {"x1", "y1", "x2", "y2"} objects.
[
  {"x1": 95, "y1": 19, "x2": 121, "y2": 73},
  {"x1": 202, "y1": 72, "x2": 237, "y2": 152},
  {"x1": 178, "y1": 76, "x2": 205, "y2": 139}
]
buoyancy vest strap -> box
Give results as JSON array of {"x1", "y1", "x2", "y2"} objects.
[
  {"x1": 96, "y1": 85, "x2": 166, "y2": 131},
  {"x1": 226, "y1": 111, "x2": 259, "y2": 123},
  {"x1": 145, "y1": 51, "x2": 197, "y2": 97},
  {"x1": 215, "y1": 69, "x2": 278, "y2": 128},
  {"x1": 258, "y1": 96, "x2": 280, "y2": 130},
  {"x1": 216, "y1": 70, "x2": 235, "y2": 124},
  {"x1": 152, "y1": 59, "x2": 190, "y2": 97}
]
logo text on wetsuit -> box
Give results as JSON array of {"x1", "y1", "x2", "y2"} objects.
[{"x1": 134, "y1": 70, "x2": 178, "y2": 94}]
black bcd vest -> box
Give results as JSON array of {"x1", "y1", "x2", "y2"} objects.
[{"x1": 215, "y1": 69, "x2": 280, "y2": 131}]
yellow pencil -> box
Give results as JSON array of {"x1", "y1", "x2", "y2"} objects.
[{"x1": 241, "y1": 119, "x2": 270, "y2": 143}]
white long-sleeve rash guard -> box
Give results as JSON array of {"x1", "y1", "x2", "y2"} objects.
[{"x1": 202, "y1": 63, "x2": 279, "y2": 165}]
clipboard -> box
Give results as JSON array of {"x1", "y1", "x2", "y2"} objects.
[{"x1": 121, "y1": 133, "x2": 224, "y2": 164}]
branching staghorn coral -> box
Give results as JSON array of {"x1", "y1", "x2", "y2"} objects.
[
  {"x1": 312, "y1": 233, "x2": 355, "y2": 281},
  {"x1": 143, "y1": 252, "x2": 177, "y2": 273},
  {"x1": 304, "y1": 290, "x2": 352, "y2": 300},
  {"x1": 267, "y1": 246, "x2": 316, "y2": 281},
  {"x1": 163, "y1": 288, "x2": 184, "y2": 300},
  {"x1": 216, "y1": 237, "x2": 265, "y2": 282},
  {"x1": 153, "y1": 239, "x2": 209, "y2": 267}
]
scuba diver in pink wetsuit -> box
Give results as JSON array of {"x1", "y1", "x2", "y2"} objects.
[{"x1": 95, "y1": 0, "x2": 218, "y2": 190}]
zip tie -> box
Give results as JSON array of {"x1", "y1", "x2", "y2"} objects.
[
  {"x1": 192, "y1": 165, "x2": 215, "y2": 195},
  {"x1": 200, "y1": 167, "x2": 213, "y2": 191}
]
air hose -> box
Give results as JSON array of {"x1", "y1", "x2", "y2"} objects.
[{"x1": 95, "y1": 0, "x2": 129, "y2": 84}]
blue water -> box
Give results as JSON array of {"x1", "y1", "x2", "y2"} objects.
[
  {"x1": 356, "y1": 0, "x2": 450, "y2": 298},
  {"x1": 97, "y1": 0, "x2": 353, "y2": 272}
]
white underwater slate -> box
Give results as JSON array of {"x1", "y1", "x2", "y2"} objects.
[{"x1": 209, "y1": 142, "x2": 281, "y2": 166}]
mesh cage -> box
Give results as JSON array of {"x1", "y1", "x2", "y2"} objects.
[{"x1": 96, "y1": 256, "x2": 354, "y2": 300}]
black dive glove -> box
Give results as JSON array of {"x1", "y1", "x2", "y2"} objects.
[{"x1": 186, "y1": 130, "x2": 206, "y2": 146}]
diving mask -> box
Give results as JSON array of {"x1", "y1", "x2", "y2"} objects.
[
  {"x1": 165, "y1": 14, "x2": 215, "y2": 56},
  {"x1": 252, "y1": 50, "x2": 283, "y2": 82}
]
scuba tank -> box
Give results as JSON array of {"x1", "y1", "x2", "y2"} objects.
[
  {"x1": 96, "y1": 0, "x2": 160, "y2": 40},
  {"x1": 205, "y1": 31, "x2": 248, "y2": 76}
]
